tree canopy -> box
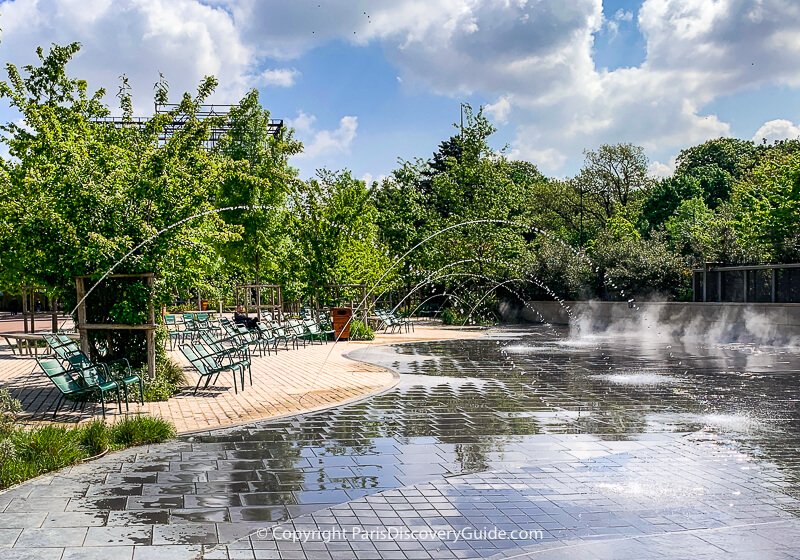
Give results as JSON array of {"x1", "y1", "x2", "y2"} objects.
[{"x1": 1, "y1": 42, "x2": 799, "y2": 329}]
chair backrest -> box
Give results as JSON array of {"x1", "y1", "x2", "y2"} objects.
[
  {"x1": 37, "y1": 358, "x2": 83, "y2": 395},
  {"x1": 66, "y1": 354, "x2": 105, "y2": 387},
  {"x1": 286, "y1": 320, "x2": 304, "y2": 336},
  {"x1": 56, "y1": 334, "x2": 80, "y2": 349},
  {"x1": 199, "y1": 331, "x2": 226, "y2": 353},
  {"x1": 41, "y1": 333, "x2": 60, "y2": 348},
  {"x1": 256, "y1": 323, "x2": 274, "y2": 338},
  {"x1": 179, "y1": 344, "x2": 210, "y2": 375},
  {"x1": 191, "y1": 344, "x2": 222, "y2": 369},
  {"x1": 164, "y1": 314, "x2": 176, "y2": 326},
  {"x1": 43, "y1": 334, "x2": 80, "y2": 360}
]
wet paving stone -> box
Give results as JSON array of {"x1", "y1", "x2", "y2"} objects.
[{"x1": 6, "y1": 327, "x2": 800, "y2": 557}]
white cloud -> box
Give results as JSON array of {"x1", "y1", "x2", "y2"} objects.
[
  {"x1": 648, "y1": 158, "x2": 676, "y2": 178},
  {"x1": 2, "y1": 0, "x2": 800, "y2": 177},
  {"x1": 485, "y1": 96, "x2": 512, "y2": 125},
  {"x1": 752, "y1": 119, "x2": 800, "y2": 143},
  {"x1": 509, "y1": 146, "x2": 567, "y2": 175},
  {"x1": 257, "y1": 68, "x2": 299, "y2": 87},
  {"x1": 615, "y1": 9, "x2": 634, "y2": 22},
  {"x1": 288, "y1": 111, "x2": 316, "y2": 136},
  {"x1": 291, "y1": 113, "x2": 358, "y2": 160},
  {"x1": 0, "y1": 0, "x2": 253, "y2": 113},
  {"x1": 361, "y1": 172, "x2": 387, "y2": 186},
  {"x1": 606, "y1": 8, "x2": 633, "y2": 37}
]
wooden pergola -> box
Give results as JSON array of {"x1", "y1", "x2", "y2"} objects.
[
  {"x1": 75, "y1": 273, "x2": 156, "y2": 379},
  {"x1": 235, "y1": 284, "x2": 283, "y2": 320},
  {"x1": 319, "y1": 283, "x2": 370, "y2": 323}
]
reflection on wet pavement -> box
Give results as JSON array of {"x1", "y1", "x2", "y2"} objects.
[{"x1": 3, "y1": 326, "x2": 800, "y2": 559}]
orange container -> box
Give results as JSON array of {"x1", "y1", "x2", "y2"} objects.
[{"x1": 331, "y1": 307, "x2": 353, "y2": 340}]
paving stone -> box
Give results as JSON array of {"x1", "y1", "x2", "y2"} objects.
[
  {"x1": 15, "y1": 526, "x2": 85, "y2": 547},
  {"x1": 62, "y1": 545, "x2": 134, "y2": 559},
  {"x1": 132, "y1": 544, "x2": 203, "y2": 559},
  {"x1": 42, "y1": 511, "x2": 108, "y2": 527},
  {"x1": 83, "y1": 526, "x2": 152, "y2": 546},
  {"x1": 0, "y1": 512, "x2": 46, "y2": 529},
  {"x1": 152, "y1": 522, "x2": 219, "y2": 545},
  {"x1": 0, "y1": 548, "x2": 63, "y2": 560}
]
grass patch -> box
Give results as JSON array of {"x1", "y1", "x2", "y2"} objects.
[
  {"x1": 348, "y1": 319, "x2": 375, "y2": 341},
  {"x1": 109, "y1": 416, "x2": 176, "y2": 446},
  {"x1": 143, "y1": 356, "x2": 187, "y2": 401},
  {"x1": 0, "y1": 415, "x2": 176, "y2": 490}
]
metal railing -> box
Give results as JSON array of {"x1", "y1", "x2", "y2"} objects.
[{"x1": 692, "y1": 263, "x2": 800, "y2": 303}]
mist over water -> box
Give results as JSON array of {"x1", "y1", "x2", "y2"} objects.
[{"x1": 566, "y1": 301, "x2": 800, "y2": 349}]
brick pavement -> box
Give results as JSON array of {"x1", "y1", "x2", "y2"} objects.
[{"x1": 0, "y1": 324, "x2": 485, "y2": 433}]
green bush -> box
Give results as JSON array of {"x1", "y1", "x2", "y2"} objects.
[
  {"x1": 0, "y1": 415, "x2": 175, "y2": 489},
  {"x1": 140, "y1": 327, "x2": 187, "y2": 402},
  {"x1": 0, "y1": 438, "x2": 16, "y2": 466},
  {"x1": 109, "y1": 416, "x2": 176, "y2": 447},
  {"x1": 0, "y1": 389, "x2": 21, "y2": 436},
  {"x1": 348, "y1": 319, "x2": 375, "y2": 341},
  {"x1": 79, "y1": 420, "x2": 110, "y2": 456},
  {"x1": 440, "y1": 307, "x2": 460, "y2": 325},
  {"x1": 10, "y1": 426, "x2": 85, "y2": 477},
  {"x1": 144, "y1": 356, "x2": 186, "y2": 401}
]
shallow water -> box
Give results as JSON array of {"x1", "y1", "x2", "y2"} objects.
[
  {"x1": 14, "y1": 324, "x2": 799, "y2": 557},
  {"x1": 187, "y1": 326, "x2": 800, "y2": 504}
]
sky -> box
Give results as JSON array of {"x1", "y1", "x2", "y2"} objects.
[{"x1": 0, "y1": 0, "x2": 798, "y2": 182}]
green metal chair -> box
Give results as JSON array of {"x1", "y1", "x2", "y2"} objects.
[
  {"x1": 179, "y1": 343, "x2": 247, "y2": 394},
  {"x1": 36, "y1": 357, "x2": 121, "y2": 419},
  {"x1": 164, "y1": 314, "x2": 184, "y2": 350},
  {"x1": 42, "y1": 335, "x2": 143, "y2": 410},
  {"x1": 302, "y1": 319, "x2": 328, "y2": 344}
]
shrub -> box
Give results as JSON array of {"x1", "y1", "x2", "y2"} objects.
[
  {"x1": 0, "y1": 438, "x2": 16, "y2": 466},
  {"x1": 0, "y1": 389, "x2": 21, "y2": 436},
  {"x1": 440, "y1": 307, "x2": 460, "y2": 325},
  {"x1": 12, "y1": 426, "x2": 85, "y2": 473},
  {"x1": 0, "y1": 415, "x2": 176, "y2": 489},
  {"x1": 348, "y1": 319, "x2": 375, "y2": 341},
  {"x1": 109, "y1": 416, "x2": 175, "y2": 447},
  {"x1": 79, "y1": 420, "x2": 110, "y2": 456},
  {"x1": 142, "y1": 352, "x2": 187, "y2": 402}
]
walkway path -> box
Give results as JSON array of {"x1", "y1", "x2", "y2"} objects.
[
  {"x1": 1, "y1": 327, "x2": 799, "y2": 559},
  {"x1": 0, "y1": 324, "x2": 484, "y2": 433}
]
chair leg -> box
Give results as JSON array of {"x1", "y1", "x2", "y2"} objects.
[
  {"x1": 139, "y1": 380, "x2": 144, "y2": 405},
  {"x1": 53, "y1": 395, "x2": 64, "y2": 419},
  {"x1": 123, "y1": 385, "x2": 129, "y2": 412},
  {"x1": 99, "y1": 392, "x2": 106, "y2": 420},
  {"x1": 194, "y1": 376, "x2": 203, "y2": 395}
]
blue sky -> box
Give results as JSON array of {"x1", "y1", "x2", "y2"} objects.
[{"x1": 0, "y1": 0, "x2": 798, "y2": 181}]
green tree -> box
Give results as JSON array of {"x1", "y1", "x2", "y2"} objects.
[
  {"x1": 0, "y1": 43, "x2": 235, "y2": 309},
  {"x1": 730, "y1": 148, "x2": 800, "y2": 261},
  {"x1": 216, "y1": 89, "x2": 302, "y2": 293},
  {"x1": 291, "y1": 170, "x2": 395, "y2": 306},
  {"x1": 674, "y1": 137, "x2": 762, "y2": 207},
  {"x1": 575, "y1": 143, "x2": 651, "y2": 221}
]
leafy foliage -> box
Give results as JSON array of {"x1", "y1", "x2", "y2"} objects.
[
  {"x1": 0, "y1": 416, "x2": 175, "y2": 489},
  {"x1": 2, "y1": 41, "x2": 800, "y2": 340},
  {"x1": 348, "y1": 319, "x2": 375, "y2": 341}
]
